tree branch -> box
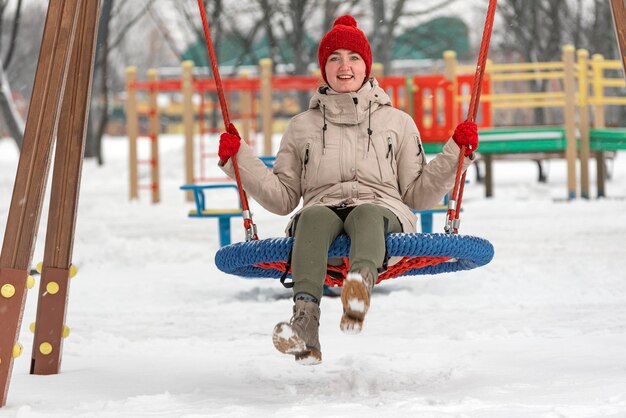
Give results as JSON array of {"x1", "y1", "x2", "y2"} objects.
[{"x1": 2, "y1": 0, "x2": 22, "y2": 69}]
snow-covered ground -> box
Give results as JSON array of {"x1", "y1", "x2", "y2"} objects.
[{"x1": 1, "y1": 134, "x2": 625, "y2": 417}]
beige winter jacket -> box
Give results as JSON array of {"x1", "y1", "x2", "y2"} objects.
[{"x1": 220, "y1": 78, "x2": 472, "y2": 233}]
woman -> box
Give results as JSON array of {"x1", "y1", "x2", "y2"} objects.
[{"x1": 218, "y1": 15, "x2": 478, "y2": 365}]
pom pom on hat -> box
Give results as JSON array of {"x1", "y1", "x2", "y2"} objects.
[
  {"x1": 318, "y1": 15, "x2": 372, "y2": 85},
  {"x1": 333, "y1": 15, "x2": 357, "y2": 27}
]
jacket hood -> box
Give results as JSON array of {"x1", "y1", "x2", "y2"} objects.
[{"x1": 308, "y1": 78, "x2": 392, "y2": 125}]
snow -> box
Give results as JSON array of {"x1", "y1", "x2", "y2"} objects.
[{"x1": 1, "y1": 134, "x2": 626, "y2": 417}]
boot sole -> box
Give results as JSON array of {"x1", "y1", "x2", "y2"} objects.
[
  {"x1": 340, "y1": 273, "x2": 370, "y2": 334},
  {"x1": 272, "y1": 322, "x2": 322, "y2": 365}
]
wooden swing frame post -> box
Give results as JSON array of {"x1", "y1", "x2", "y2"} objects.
[{"x1": 0, "y1": 0, "x2": 99, "y2": 407}]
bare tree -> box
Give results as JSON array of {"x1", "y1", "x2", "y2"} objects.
[
  {"x1": 0, "y1": 0, "x2": 25, "y2": 148},
  {"x1": 85, "y1": 0, "x2": 114, "y2": 163},
  {"x1": 86, "y1": 0, "x2": 174, "y2": 164},
  {"x1": 370, "y1": 0, "x2": 407, "y2": 73},
  {"x1": 586, "y1": 0, "x2": 618, "y2": 59},
  {"x1": 497, "y1": 0, "x2": 573, "y2": 124},
  {"x1": 369, "y1": 0, "x2": 459, "y2": 74},
  {"x1": 497, "y1": 0, "x2": 622, "y2": 125}
]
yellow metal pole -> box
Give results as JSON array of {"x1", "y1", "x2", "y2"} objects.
[
  {"x1": 240, "y1": 70, "x2": 252, "y2": 145},
  {"x1": 182, "y1": 61, "x2": 195, "y2": 201},
  {"x1": 259, "y1": 58, "x2": 273, "y2": 156},
  {"x1": 372, "y1": 62, "x2": 384, "y2": 80},
  {"x1": 577, "y1": 49, "x2": 590, "y2": 199},
  {"x1": 590, "y1": 54, "x2": 606, "y2": 128},
  {"x1": 590, "y1": 54, "x2": 607, "y2": 197},
  {"x1": 562, "y1": 45, "x2": 577, "y2": 200},
  {"x1": 147, "y1": 69, "x2": 160, "y2": 204},
  {"x1": 125, "y1": 66, "x2": 139, "y2": 200},
  {"x1": 443, "y1": 50, "x2": 459, "y2": 127}
]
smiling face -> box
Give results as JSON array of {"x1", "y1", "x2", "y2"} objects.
[{"x1": 324, "y1": 49, "x2": 367, "y2": 93}]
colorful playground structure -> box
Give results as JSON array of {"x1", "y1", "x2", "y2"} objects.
[{"x1": 126, "y1": 46, "x2": 625, "y2": 203}]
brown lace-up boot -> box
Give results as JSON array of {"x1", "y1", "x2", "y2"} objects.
[
  {"x1": 340, "y1": 267, "x2": 375, "y2": 334},
  {"x1": 272, "y1": 299, "x2": 322, "y2": 365}
]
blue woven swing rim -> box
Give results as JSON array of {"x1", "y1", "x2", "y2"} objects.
[{"x1": 215, "y1": 233, "x2": 494, "y2": 279}]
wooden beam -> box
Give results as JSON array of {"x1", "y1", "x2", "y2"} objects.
[
  {"x1": 0, "y1": 0, "x2": 81, "y2": 406},
  {"x1": 31, "y1": 0, "x2": 100, "y2": 376}
]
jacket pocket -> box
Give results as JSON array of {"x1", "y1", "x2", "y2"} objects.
[
  {"x1": 385, "y1": 136, "x2": 397, "y2": 176},
  {"x1": 365, "y1": 131, "x2": 395, "y2": 184}
]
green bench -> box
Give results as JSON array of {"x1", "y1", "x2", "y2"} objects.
[{"x1": 422, "y1": 127, "x2": 626, "y2": 198}]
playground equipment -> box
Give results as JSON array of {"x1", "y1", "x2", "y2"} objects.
[
  {"x1": 125, "y1": 62, "x2": 479, "y2": 203},
  {"x1": 126, "y1": 43, "x2": 625, "y2": 202},
  {"x1": 126, "y1": 64, "x2": 262, "y2": 201},
  {"x1": 0, "y1": 0, "x2": 99, "y2": 407},
  {"x1": 425, "y1": 47, "x2": 626, "y2": 198}
]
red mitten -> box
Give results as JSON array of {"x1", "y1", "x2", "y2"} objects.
[
  {"x1": 452, "y1": 121, "x2": 478, "y2": 156},
  {"x1": 218, "y1": 123, "x2": 241, "y2": 164}
]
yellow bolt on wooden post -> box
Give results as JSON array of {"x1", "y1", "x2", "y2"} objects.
[
  {"x1": 26, "y1": 276, "x2": 35, "y2": 289},
  {"x1": 62, "y1": 325, "x2": 71, "y2": 338},
  {"x1": 39, "y1": 343, "x2": 53, "y2": 356},
  {"x1": 46, "y1": 282, "x2": 60, "y2": 295},
  {"x1": 1, "y1": 284, "x2": 16, "y2": 298},
  {"x1": 69, "y1": 264, "x2": 78, "y2": 278},
  {"x1": 36, "y1": 261, "x2": 43, "y2": 273},
  {"x1": 29, "y1": 323, "x2": 36, "y2": 333},
  {"x1": 12, "y1": 343, "x2": 23, "y2": 358}
]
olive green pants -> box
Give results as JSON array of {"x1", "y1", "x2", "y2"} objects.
[{"x1": 290, "y1": 203, "x2": 402, "y2": 300}]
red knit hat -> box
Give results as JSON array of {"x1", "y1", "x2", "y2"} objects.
[{"x1": 318, "y1": 15, "x2": 372, "y2": 85}]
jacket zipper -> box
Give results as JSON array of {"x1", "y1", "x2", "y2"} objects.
[
  {"x1": 303, "y1": 143, "x2": 310, "y2": 178},
  {"x1": 386, "y1": 137, "x2": 395, "y2": 175}
]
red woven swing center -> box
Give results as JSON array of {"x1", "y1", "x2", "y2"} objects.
[{"x1": 256, "y1": 255, "x2": 451, "y2": 287}]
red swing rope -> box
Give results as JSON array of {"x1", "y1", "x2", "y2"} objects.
[
  {"x1": 196, "y1": 0, "x2": 258, "y2": 241},
  {"x1": 445, "y1": 0, "x2": 497, "y2": 234}
]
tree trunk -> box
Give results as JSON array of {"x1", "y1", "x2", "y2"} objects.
[
  {"x1": 85, "y1": 0, "x2": 113, "y2": 163},
  {"x1": 0, "y1": 64, "x2": 24, "y2": 149}
]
